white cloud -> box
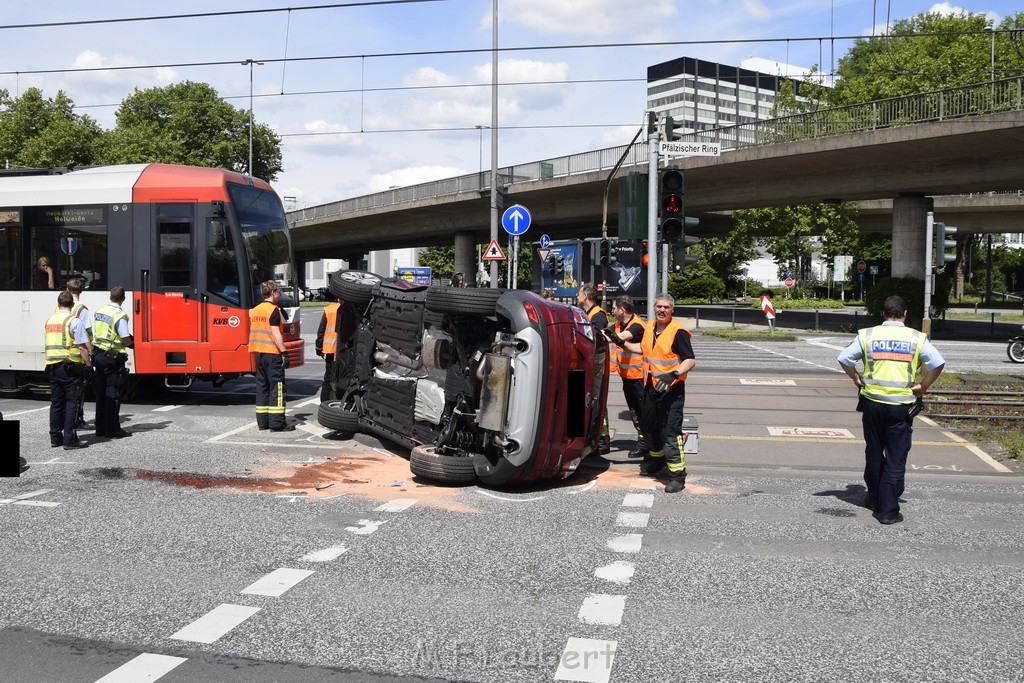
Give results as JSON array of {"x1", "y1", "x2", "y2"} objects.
[
  {"x1": 472, "y1": 59, "x2": 571, "y2": 110},
  {"x1": 68, "y1": 50, "x2": 177, "y2": 87},
  {"x1": 367, "y1": 165, "x2": 467, "y2": 192},
  {"x1": 740, "y1": 0, "x2": 773, "y2": 21},
  {"x1": 927, "y1": 2, "x2": 970, "y2": 17},
  {"x1": 490, "y1": 0, "x2": 677, "y2": 36},
  {"x1": 283, "y1": 119, "x2": 365, "y2": 155}
]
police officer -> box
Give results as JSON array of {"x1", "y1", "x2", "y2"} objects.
[
  {"x1": 603, "y1": 295, "x2": 648, "y2": 458},
  {"x1": 92, "y1": 286, "x2": 134, "y2": 438},
  {"x1": 838, "y1": 294, "x2": 945, "y2": 525},
  {"x1": 45, "y1": 291, "x2": 92, "y2": 450},
  {"x1": 577, "y1": 283, "x2": 611, "y2": 454},
  {"x1": 249, "y1": 280, "x2": 294, "y2": 431},
  {"x1": 625, "y1": 293, "x2": 696, "y2": 493},
  {"x1": 65, "y1": 277, "x2": 93, "y2": 427},
  {"x1": 315, "y1": 292, "x2": 341, "y2": 402}
]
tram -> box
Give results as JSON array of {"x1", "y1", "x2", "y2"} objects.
[{"x1": 0, "y1": 163, "x2": 304, "y2": 393}]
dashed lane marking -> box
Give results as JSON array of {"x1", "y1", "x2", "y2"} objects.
[
  {"x1": 594, "y1": 561, "x2": 635, "y2": 586},
  {"x1": 606, "y1": 533, "x2": 643, "y2": 554},
  {"x1": 554, "y1": 637, "x2": 617, "y2": 683},
  {"x1": 169, "y1": 604, "x2": 261, "y2": 644},
  {"x1": 578, "y1": 594, "x2": 626, "y2": 626},
  {"x1": 151, "y1": 405, "x2": 182, "y2": 412},
  {"x1": 300, "y1": 544, "x2": 350, "y2": 563},
  {"x1": 614, "y1": 511, "x2": 650, "y2": 528},
  {"x1": 345, "y1": 519, "x2": 388, "y2": 535},
  {"x1": 374, "y1": 498, "x2": 418, "y2": 512},
  {"x1": 240, "y1": 568, "x2": 315, "y2": 598},
  {"x1": 621, "y1": 493, "x2": 654, "y2": 508},
  {"x1": 924, "y1": 420, "x2": 1013, "y2": 473},
  {"x1": 94, "y1": 653, "x2": 188, "y2": 682},
  {"x1": 732, "y1": 340, "x2": 844, "y2": 373}
]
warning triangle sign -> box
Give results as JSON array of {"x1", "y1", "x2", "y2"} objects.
[
  {"x1": 482, "y1": 238, "x2": 506, "y2": 261},
  {"x1": 537, "y1": 248, "x2": 550, "y2": 262}
]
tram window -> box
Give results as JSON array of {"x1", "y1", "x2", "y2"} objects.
[
  {"x1": 23, "y1": 207, "x2": 108, "y2": 292},
  {"x1": 157, "y1": 205, "x2": 193, "y2": 289},
  {"x1": 207, "y1": 219, "x2": 240, "y2": 304},
  {"x1": 0, "y1": 225, "x2": 22, "y2": 291}
]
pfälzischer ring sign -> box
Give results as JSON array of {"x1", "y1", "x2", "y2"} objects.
[{"x1": 659, "y1": 141, "x2": 721, "y2": 157}]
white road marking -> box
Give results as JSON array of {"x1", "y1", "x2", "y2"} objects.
[
  {"x1": 297, "y1": 423, "x2": 327, "y2": 436},
  {"x1": 554, "y1": 637, "x2": 617, "y2": 683},
  {"x1": 26, "y1": 457, "x2": 76, "y2": 465},
  {"x1": 374, "y1": 498, "x2": 418, "y2": 512},
  {"x1": 207, "y1": 424, "x2": 256, "y2": 443},
  {"x1": 0, "y1": 489, "x2": 60, "y2": 506},
  {"x1": 614, "y1": 511, "x2": 650, "y2": 528},
  {"x1": 1, "y1": 406, "x2": 49, "y2": 417},
  {"x1": 345, "y1": 519, "x2": 388, "y2": 535},
  {"x1": 476, "y1": 490, "x2": 546, "y2": 502},
  {"x1": 767, "y1": 426, "x2": 856, "y2": 439},
  {"x1": 300, "y1": 544, "x2": 350, "y2": 562},
  {"x1": 805, "y1": 339, "x2": 847, "y2": 350},
  {"x1": 594, "y1": 561, "x2": 635, "y2": 585},
  {"x1": 621, "y1": 493, "x2": 653, "y2": 508},
  {"x1": 606, "y1": 533, "x2": 643, "y2": 554},
  {"x1": 578, "y1": 594, "x2": 626, "y2": 626},
  {"x1": 292, "y1": 396, "x2": 322, "y2": 408},
  {"x1": 565, "y1": 480, "x2": 597, "y2": 495},
  {"x1": 739, "y1": 378, "x2": 797, "y2": 386},
  {"x1": 240, "y1": 568, "x2": 315, "y2": 597},
  {"x1": 94, "y1": 653, "x2": 188, "y2": 682},
  {"x1": 925, "y1": 422, "x2": 1013, "y2": 473},
  {"x1": 151, "y1": 405, "x2": 182, "y2": 412},
  {"x1": 169, "y1": 603, "x2": 261, "y2": 644},
  {"x1": 734, "y1": 340, "x2": 842, "y2": 373}
]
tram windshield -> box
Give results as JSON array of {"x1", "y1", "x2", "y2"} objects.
[{"x1": 229, "y1": 183, "x2": 299, "y2": 308}]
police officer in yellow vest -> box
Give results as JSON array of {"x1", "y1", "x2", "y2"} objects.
[
  {"x1": 315, "y1": 292, "x2": 341, "y2": 402},
  {"x1": 577, "y1": 283, "x2": 612, "y2": 455},
  {"x1": 65, "y1": 277, "x2": 93, "y2": 428},
  {"x1": 602, "y1": 295, "x2": 648, "y2": 458},
  {"x1": 92, "y1": 286, "x2": 134, "y2": 438},
  {"x1": 45, "y1": 290, "x2": 93, "y2": 449},
  {"x1": 249, "y1": 280, "x2": 293, "y2": 431},
  {"x1": 624, "y1": 293, "x2": 696, "y2": 493},
  {"x1": 838, "y1": 294, "x2": 945, "y2": 525}
]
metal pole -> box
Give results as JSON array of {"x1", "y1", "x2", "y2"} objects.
[
  {"x1": 923, "y1": 211, "x2": 934, "y2": 336},
  {"x1": 647, "y1": 126, "x2": 659, "y2": 319},
  {"x1": 488, "y1": 0, "x2": 499, "y2": 288}
]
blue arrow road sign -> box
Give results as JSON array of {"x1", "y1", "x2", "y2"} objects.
[
  {"x1": 60, "y1": 237, "x2": 79, "y2": 255},
  {"x1": 539, "y1": 233, "x2": 551, "y2": 249},
  {"x1": 501, "y1": 204, "x2": 531, "y2": 236}
]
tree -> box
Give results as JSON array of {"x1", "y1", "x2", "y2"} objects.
[
  {"x1": 102, "y1": 81, "x2": 282, "y2": 181},
  {"x1": 829, "y1": 11, "x2": 1021, "y2": 105},
  {"x1": 0, "y1": 88, "x2": 105, "y2": 168},
  {"x1": 689, "y1": 222, "x2": 759, "y2": 294}
]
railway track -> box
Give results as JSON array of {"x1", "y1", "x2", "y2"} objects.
[{"x1": 924, "y1": 389, "x2": 1024, "y2": 421}]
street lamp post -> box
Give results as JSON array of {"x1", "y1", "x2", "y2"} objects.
[
  {"x1": 984, "y1": 26, "x2": 995, "y2": 93},
  {"x1": 241, "y1": 59, "x2": 263, "y2": 176}
]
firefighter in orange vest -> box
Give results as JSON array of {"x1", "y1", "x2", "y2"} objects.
[
  {"x1": 249, "y1": 280, "x2": 293, "y2": 431},
  {"x1": 602, "y1": 295, "x2": 648, "y2": 458},
  {"x1": 624, "y1": 293, "x2": 696, "y2": 493},
  {"x1": 577, "y1": 283, "x2": 611, "y2": 455},
  {"x1": 315, "y1": 291, "x2": 341, "y2": 402}
]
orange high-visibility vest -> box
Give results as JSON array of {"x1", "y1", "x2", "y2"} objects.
[
  {"x1": 321, "y1": 303, "x2": 340, "y2": 354},
  {"x1": 248, "y1": 301, "x2": 281, "y2": 354},
  {"x1": 640, "y1": 319, "x2": 691, "y2": 387},
  {"x1": 611, "y1": 314, "x2": 644, "y2": 380}
]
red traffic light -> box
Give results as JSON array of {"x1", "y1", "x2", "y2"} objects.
[{"x1": 662, "y1": 194, "x2": 682, "y2": 214}]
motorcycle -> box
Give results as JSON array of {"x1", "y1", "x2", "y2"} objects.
[{"x1": 1009, "y1": 326, "x2": 1024, "y2": 363}]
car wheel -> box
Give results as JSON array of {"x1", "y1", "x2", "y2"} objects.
[
  {"x1": 425, "y1": 286, "x2": 504, "y2": 315},
  {"x1": 1009, "y1": 341, "x2": 1024, "y2": 364},
  {"x1": 328, "y1": 270, "x2": 381, "y2": 308},
  {"x1": 317, "y1": 400, "x2": 361, "y2": 432},
  {"x1": 409, "y1": 445, "x2": 478, "y2": 484}
]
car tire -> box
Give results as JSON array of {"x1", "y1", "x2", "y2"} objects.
[
  {"x1": 317, "y1": 400, "x2": 361, "y2": 433},
  {"x1": 425, "y1": 287, "x2": 504, "y2": 315},
  {"x1": 409, "y1": 445, "x2": 478, "y2": 484},
  {"x1": 328, "y1": 270, "x2": 381, "y2": 308},
  {"x1": 1009, "y1": 340, "x2": 1024, "y2": 364}
]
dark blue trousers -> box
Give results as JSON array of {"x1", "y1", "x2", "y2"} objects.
[
  {"x1": 93, "y1": 352, "x2": 127, "y2": 435},
  {"x1": 47, "y1": 362, "x2": 84, "y2": 447},
  {"x1": 861, "y1": 398, "x2": 914, "y2": 519}
]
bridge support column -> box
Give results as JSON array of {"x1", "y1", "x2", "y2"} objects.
[
  {"x1": 891, "y1": 195, "x2": 933, "y2": 279},
  {"x1": 454, "y1": 232, "x2": 476, "y2": 287}
]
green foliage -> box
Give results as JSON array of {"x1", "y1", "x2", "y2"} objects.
[
  {"x1": 690, "y1": 224, "x2": 759, "y2": 288},
  {"x1": 751, "y1": 297, "x2": 846, "y2": 310},
  {"x1": 668, "y1": 273, "x2": 725, "y2": 301},
  {"x1": 0, "y1": 88, "x2": 105, "y2": 168},
  {"x1": 102, "y1": 81, "x2": 282, "y2": 180},
  {"x1": 702, "y1": 327, "x2": 799, "y2": 342},
  {"x1": 418, "y1": 245, "x2": 456, "y2": 281},
  {"x1": 863, "y1": 275, "x2": 950, "y2": 328}
]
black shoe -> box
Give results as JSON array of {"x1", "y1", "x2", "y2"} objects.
[
  {"x1": 641, "y1": 457, "x2": 666, "y2": 476},
  {"x1": 598, "y1": 438, "x2": 611, "y2": 455},
  {"x1": 258, "y1": 425, "x2": 270, "y2": 431},
  {"x1": 63, "y1": 443, "x2": 87, "y2": 450},
  {"x1": 94, "y1": 431, "x2": 108, "y2": 438},
  {"x1": 110, "y1": 430, "x2": 131, "y2": 438},
  {"x1": 270, "y1": 425, "x2": 296, "y2": 432},
  {"x1": 665, "y1": 478, "x2": 685, "y2": 493},
  {"x1": 863, "y1": 494, "x2": 876, "y2": 511},
  {"x1": 878, "y1": 513, "x2": 904, "y2": 525},
  {"x1": 51, "y1": 441, "x2": 63, "y2": 448},
  {"x1": 627, "y1": 447, "x2": 649, "y2": 459}
]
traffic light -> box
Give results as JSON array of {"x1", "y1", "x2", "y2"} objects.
[
  {"x1": 641, "y1": 240, "x2": 649, "y2": 268},
  {"x1": 672, "y1": 234, "x2": 701, "y2": 271},
  {"x1": 659, "y1": 167, "x2": 684, "y2": 242},
  {"x1": 607, "y1": 238, "x2": 619, "y2": 264},
  {"x1": 662, "y1": 115, "x2": 684, "y2": 141},
  {"x1": 552, "y1": 253, "x2": 565, "y2": 280},
  {"x1": 933, "y1": 222, "x2": 957, "y2": 269},
  {"x1": 598, "y1": 239, "x2": 609, "y2": 266}
]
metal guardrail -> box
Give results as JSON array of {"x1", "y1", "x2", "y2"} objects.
[{"x1": 289, "y1": 77, "x2": 1024, "y2": 224}]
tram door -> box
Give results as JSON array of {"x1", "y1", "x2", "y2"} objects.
[{"x1": 147, "y1": 203, "x2": 201, "y2": 344}]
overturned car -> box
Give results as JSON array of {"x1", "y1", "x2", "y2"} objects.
[{"x1": 317, "y1": 270, "x2": 608, "y2": 486}]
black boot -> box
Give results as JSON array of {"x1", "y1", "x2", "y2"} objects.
[
  {"x1": 627, "y1": 434, "x2": 648, "y2": 458},
  {"x1": 598, "y1": 435, "x2": 611, "y2": 455},
  {"x1": 664, "y1": 469, "x2": 686, "y2": 493},
  {"x1": 641, "y1": 455, "x2": 666, "y2": 476}
]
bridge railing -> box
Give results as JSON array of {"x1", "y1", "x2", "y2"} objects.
[{"x1": 289, "y1": 77, "x2": 1024, "y2": 224}]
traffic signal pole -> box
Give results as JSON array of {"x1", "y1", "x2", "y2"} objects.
[
  {"x1": 923, "y1": 211, "x2": 934, "y2": 336},
  {"x1": 647, "y1": 125, "x2": 660, "y2": 319}
]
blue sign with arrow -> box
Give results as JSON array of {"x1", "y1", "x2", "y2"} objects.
[
  {"x1": 501, "y1": 204, "x2": 531, "y2": 236},
  {"x1": 539, "y1": 233, "x2": 551, "y2": 249},
  {"x1": 60, "y1": 237, "x2": 79, "y2": 255}
]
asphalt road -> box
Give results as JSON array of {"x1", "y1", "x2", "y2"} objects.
[{"x1": 2, "y1": 313, "x2": 1023, "y2": 683}]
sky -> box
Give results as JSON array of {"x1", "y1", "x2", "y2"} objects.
[{"x1": 0, "y1": 0, "x2": 1017, "y2": 209}]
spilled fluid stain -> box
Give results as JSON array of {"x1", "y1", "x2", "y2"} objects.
[{"x1": 135, "y1": 457, "x2": 381, "y2": 495}]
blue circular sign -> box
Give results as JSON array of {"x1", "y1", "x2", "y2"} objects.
[
  {"x1": 539, "y1": 233, "x2": 551, "y2": 249},
  {"x1": 501, "y1": 204, "x2": 531, "y2": 236}
]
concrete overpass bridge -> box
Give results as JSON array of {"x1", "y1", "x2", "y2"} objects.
[{"x1": 288, "y1": 78, "x2": 1024, "y2": 278}]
